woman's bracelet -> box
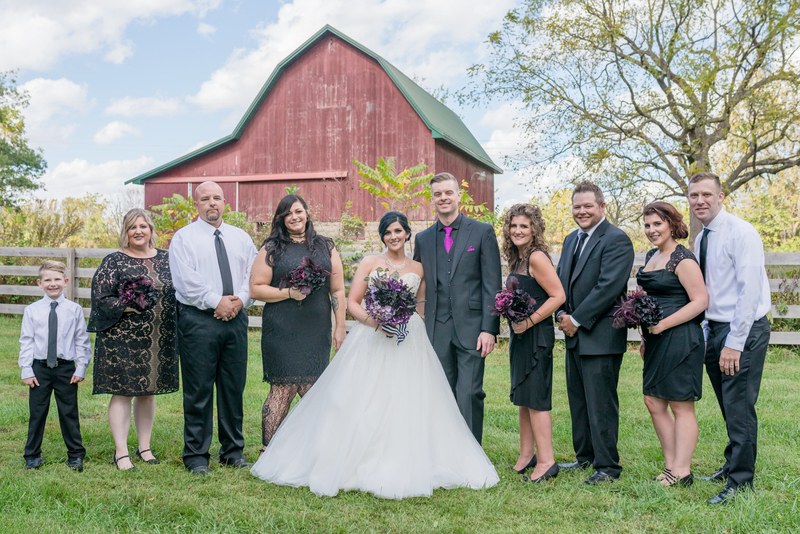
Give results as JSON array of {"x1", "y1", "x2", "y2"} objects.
[{"x1": 287, "y1": 287, "x2": 292, "y2": 299}]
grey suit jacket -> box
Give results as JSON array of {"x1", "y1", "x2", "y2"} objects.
[
  {"x1": 556, "y1": 219, "x2": 634, "y2": 356},
  {"x1": 413, "y1": 216, "x2": 502, "y2": 349}
]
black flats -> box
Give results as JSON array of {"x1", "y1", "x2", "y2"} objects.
[
  {"x1": 113, "y1": 453, "x2": 136, "y2": 471},
  {"x1": 514, "y1": 454, "x2": 538, "y2": 474},
  {"x1": 523, "y1": 462, "x2": 559, "y2": 483},
  {"x1": 135, "y1": 448, "x2": 160, "y2": 464}
]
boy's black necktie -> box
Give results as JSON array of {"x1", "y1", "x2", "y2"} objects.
[{"x1": 47, "y1": 301, "x2": 58, "y2": 368}]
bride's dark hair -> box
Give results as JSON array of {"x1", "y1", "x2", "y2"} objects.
[
  {"x1": 378, "y1": 211, "x2": 412, "y2": 244},
  {"x1": 262, "y1": 195, "x2": 328, "y2": 266}
]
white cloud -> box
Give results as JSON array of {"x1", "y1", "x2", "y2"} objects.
[
  {"x1": 93, "y1": 121, "x2": 142, "y2": 144},
  {"x1": 0, "y1": 0, "x2": 223, "y2": 71},
  {"x1": 19, "y1": 77, "x2": 94, "y2": 143},
  {"x1": 198, "y1": 22, "x2": 216, "y2": 39},
  {"x1": 105, "y1": 96, "x2": 186, "y2": 117},
  {"x1": 183, "y1": 140, "x2": 209, "y2": 154},
  {"x1": 188, "y1": 0, "x2": 517, "y2": 114},
  {"x1": 39, "y1": 156, "x2": 154, "y2": 199}
]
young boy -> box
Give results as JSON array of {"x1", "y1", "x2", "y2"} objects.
[{"x1": 19, "y1": 260, "x2": 91, "y2": 471}]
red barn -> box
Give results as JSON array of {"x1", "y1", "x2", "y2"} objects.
[{"x1": 127, "y1": 25, "x2": 502, "y2": 222}]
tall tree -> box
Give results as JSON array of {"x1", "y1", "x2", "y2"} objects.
[
  {"x1": 0, "y1": 71, "x2": 46, "y2": 207},
  {"x1": 466, "y1": 0, "x2": 800, "y2": 238}
]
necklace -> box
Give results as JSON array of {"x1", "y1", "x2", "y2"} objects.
[{"x1": 386, "y1": 255, "x2": 407, "y2": 271}]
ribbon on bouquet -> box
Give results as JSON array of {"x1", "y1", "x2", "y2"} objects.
[{"x1": 381, "y1": 322, "x2": 408, "y2": 345}]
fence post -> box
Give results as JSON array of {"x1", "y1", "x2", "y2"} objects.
[{"x1": 65, "y1": 248, "x2": 77, "y2": 302}]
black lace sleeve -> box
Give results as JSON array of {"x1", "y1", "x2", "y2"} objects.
[
  {"x1": 666, "y1": 244, "x2": 698, "y2": 274},
  {"x1": 321, "y1": 236, "x2": 335, "y2": 255},
  {"x1": 87, "y1": 253, "x2": 126, "y2": 332},
  {"x1": 645, "y1": 248, "x2": 658, "y2": 264}
]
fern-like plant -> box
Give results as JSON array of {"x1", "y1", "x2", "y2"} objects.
[{"x1": 353, "y1": 157, "x2": 432, "y2": 213}]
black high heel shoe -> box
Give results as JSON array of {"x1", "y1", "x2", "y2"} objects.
[
  {"x1": 523, "y1": 462, "x2": 559, "y2": 483},
  {"x1": 113, "y1": 453, "x2": 136, "y2": 471},
  {"x1": 661, "y1": 471, "x2": 693, "y2": 487},
  {"x1": 135, "y1": 449, "x2": 160, "y2": 464},
  {"x1": 514, "y1": 454, "x2": 538, "y2": 474},
  {"x1": 653, "y1": 468, "x2": 672, "y2": 481}
]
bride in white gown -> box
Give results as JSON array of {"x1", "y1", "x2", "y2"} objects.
[{"x1": 250, "y1": 211, "x2": 499, "y2": 499}]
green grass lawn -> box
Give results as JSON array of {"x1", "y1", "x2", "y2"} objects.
[{"x1": 0, "y1": 314, "x2": 798, "y2": 533}]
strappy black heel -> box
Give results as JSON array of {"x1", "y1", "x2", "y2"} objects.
[
  {"x1": 135, "y1": 448, "x2": 160, "y2": 464},
  {"x1": 653, "y1": 468, "x2": 672, "y2": 481},
  {"x1": 113, "y1": 453, "x2": 136, "y2": 471},
  {"x1": 661, "y1": 471, "x2": 693, "y2": 487}
]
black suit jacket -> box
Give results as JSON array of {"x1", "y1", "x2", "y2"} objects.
[
  {"x1": 413, "y1": 216, "x2": 502, "y2": 349},
  {"x1": 556, "y1": 219, "x2": 634, "y2": 356}
]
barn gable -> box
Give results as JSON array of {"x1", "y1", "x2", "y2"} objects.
[{"x1": 127, "y1": 25, "x2": 501, "y2": 186}]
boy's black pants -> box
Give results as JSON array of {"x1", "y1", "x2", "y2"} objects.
[{"x1": 24, "y1": 359, "x2": 85, "y2": 460}]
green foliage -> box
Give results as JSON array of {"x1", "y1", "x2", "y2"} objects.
[
  {"x1": 0, "y1": 71, "x2": 46, "y2": 206},
  {"x1": 727, "y1": 171, "x2": 800, "y2": 251},
  {"x1": 354, "y1": 157, "x2": 433, "y2": 213},
  {"x1": 285, "y1": 184, "x2": 300, "y2": 195}
]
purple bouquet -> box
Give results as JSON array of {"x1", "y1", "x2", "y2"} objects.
[
  {"x1": 278, "y1": 256, "x2": 331, "y2": 295},
  {"x1": 118, "y1": 276, "x2": 159, "y2": 312},
  {"x1": 363, "y1": 268, "x2": 418, "y2": 344},
  {"x1": 612, "y1": 289, "x2": 663, "y2": 329},
  {"x1": 492, "y1": 277, "x2": 537, "y2": 323}
]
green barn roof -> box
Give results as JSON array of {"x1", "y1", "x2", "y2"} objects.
[{"x1": 127, "y1": 25, "x2": 501, "y2": 185}]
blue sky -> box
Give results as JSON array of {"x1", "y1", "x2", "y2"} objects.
[{"x1": 1, "y1": 0, "x2": 535, "y2": 210}]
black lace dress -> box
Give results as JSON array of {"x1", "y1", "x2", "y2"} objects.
[
  {"x1": 508, "y1": 254, "x2": 555, "y2": 411},
  {"x1": 637, "y1": 245, "x2": 704, "y2": 401},
  {"x1": 88, "y1": 250, "x2": 179, "y2": 396},
  {"x1": 261, "y1": 239, "x2": 334, "y2": 385}
]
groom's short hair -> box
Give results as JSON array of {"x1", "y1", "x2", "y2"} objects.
[
  {"x1": 572, "y1": 181, "x2": 604, "y2": 205},
  {"x1": 430, "y1": 172, "x2": 459, "y2": 189}
]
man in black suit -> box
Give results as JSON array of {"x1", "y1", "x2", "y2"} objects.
[
  {"x1": 413, "y1": 172, "x2": 502, "y2": 444},
  {"x1": 555, "y1": 181, "x2": 634, "y2": 484}
]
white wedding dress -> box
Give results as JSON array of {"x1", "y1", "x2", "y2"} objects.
[{"x1": 250, "y1": 272, "x2": 499, "y2": 499}]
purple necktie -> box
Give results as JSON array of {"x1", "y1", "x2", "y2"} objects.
[{"x1": 444, "y1": 227, "x2": 453, "y2": 253}]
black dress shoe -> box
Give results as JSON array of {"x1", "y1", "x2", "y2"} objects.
[
  {"x1": 187, "y1": 465, "x2": 213, "y2": 476},
  {"x1": 514, "y1": 454, "x2": 538, "y2": 474},
  {"x1": 558, "y1": 461, "x2": 590, "y2": 471},
  {"x1": 219, "y1": 458, "x2": 253, "y2": 468},
  {"x1": 699, "y1": 467, "x2": 728, "y2": 483},
  {"x1": 524, "y1": 463, "x2": 559, "y2": 483},
  {"x1": 135, "y1": 448, "x2": 160, "y2": 464},
  {"x1": 585, "y1": 470, "x2": 618, "y2": 485},
  {"x1": 66, "y1": 457, "x2": 84, "y2": 472},
  {"x1": 25, "y1": 457, "x2": 44, "y2": 470},
  {"x1": 707, "y1": 486, "x2": 737, "y2": 505}
]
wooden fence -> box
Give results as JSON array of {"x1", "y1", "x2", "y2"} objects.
[{"x1": 1, "y1": 247, "x2": 798, "y2": 345}]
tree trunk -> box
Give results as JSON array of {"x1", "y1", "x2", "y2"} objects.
[{"x1": 688, "y1": 211, "x2": 703, "y2": 251}]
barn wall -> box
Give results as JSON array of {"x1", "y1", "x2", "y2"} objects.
[
  {"x1": 153, "y1": 35, "x2": 437, "y2": 221},
  {"x1": 434, "y1": 141, "x2": 495, "y2": 212}
]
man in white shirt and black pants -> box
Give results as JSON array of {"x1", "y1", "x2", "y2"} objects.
[
  {"x1": 170, "y1": 181, "x2": 258, "y2": 475},
  {"x1": 688, "y1": 172, "x2": 772, "y2": 505}
]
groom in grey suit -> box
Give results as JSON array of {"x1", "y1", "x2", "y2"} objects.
[{"x1": 413, "y1": 172, "x2": 502, "y2": 444}]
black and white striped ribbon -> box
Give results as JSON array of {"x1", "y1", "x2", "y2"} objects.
[{"x1": 381, "y1": 322, "x2": 408, "y2": 345}]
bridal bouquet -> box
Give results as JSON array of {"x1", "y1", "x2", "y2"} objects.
[
  {"x1": 492, "y1": 277, "x2": 537, "y2": 324},
  {"x1": 612, "y1": 289, "x2": 663, "y2": 329},
  {"x1": 118, "y1": 276, "x2": 159, "y2": 312},
  {"x1": 363, "y1": 268, "x2": 418, "y2": 344},
  {"x1": 278, "y1": 256, "x2": 331, "y2": 296}
]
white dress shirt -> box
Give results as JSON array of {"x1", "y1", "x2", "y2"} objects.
[
  {"x1": 569, "y1": 217, "x2": 606, "y2": 328},
  {"x1": 169, "y1": 219, "x2": 258, "y2": 310},
  {"x1": 694, "y1": 208, "x2": 771, "y2": 351},
  {"x1": 19, "y1": 294, "x2": 92, "y2": 380}
]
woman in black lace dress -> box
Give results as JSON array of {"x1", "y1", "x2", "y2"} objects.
[
  {"x1": 88, "y1": 209, "x2": 178, "y2": 471},
  {"x1": 501, "y1": 204, "x2": 565, "y2": 483},
  {"x1": 249, "y1": 195, "x2": 347, "y2": 456},
  {"x1": 637, "y1": 202, "x2": 708, "y2": 486}
]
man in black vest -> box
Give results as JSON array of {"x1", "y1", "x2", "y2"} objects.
[
  {"x1": 555, "y1": 181, "x2": 634, "y2": 484},
  {"x1": 413, "y1": 172, "x2": 502, "y2": 444}
]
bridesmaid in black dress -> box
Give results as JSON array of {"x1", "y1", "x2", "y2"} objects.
[
  {"x1": 637, "y1": 202, "x2": 708, "y2": 486},
  {"x1": 249, "y1": 195, "x2": 347, "y2": 456},
  {"x1": 502, "y1": 204, "x2": 565, "y2": 483},
  {"x1": 88, "y1": 209, "x2": 178, "y2": 471}
]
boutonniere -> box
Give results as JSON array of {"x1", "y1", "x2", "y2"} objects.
[{"x1": 467, "y1": 246, "x2": 475, "y2": 252}]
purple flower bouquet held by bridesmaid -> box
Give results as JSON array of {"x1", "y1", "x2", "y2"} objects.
[
  {"x1": 363, "y1": 268, "x2": 419, "y2": 344},
  {"x1": 612, "y1": 289, "x2": 663, "y2": 329},
  {"x1": 118, "y1": 276, "x2": 159, "y2": 312},
  {"x1": 492, "y1": 276, "x2": 537, "y2": 324},
  {"x1": 278, "y1": 256, "x2": 331, "y2": 296}
]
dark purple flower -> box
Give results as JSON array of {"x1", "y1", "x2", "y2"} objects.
[
  {"x1": 364, "y1": 269, "x2": 418, "y2": 328},
  {"x1": 492, "y1": 276, "x2": 537, "y2": 323},
  {"x1": 278, "y1": 256, "x2": 331, "y2": 295},
  {"x1": 612, "y1": 289, "x2": 663, "y2": 329},
  {"x1": 118, "y1": 276, "x2": 159, "y2": 312}
]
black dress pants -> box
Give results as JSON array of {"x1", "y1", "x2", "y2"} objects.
[
  {"x1": 24, "y1": 360, "x2": 85, "y2": 460},
  {"x1": 178, "y1": 304, "x2": 249, "y2": 468},
  {"x1": 565, "y1": 349, "x2": 623, "y2": 476},
  {"x1": 432, "y1": 317, "x2": 486, "y2": 444},
  {"x1": 705, "y1": 316, "x2": 770, "y2": 489}
]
